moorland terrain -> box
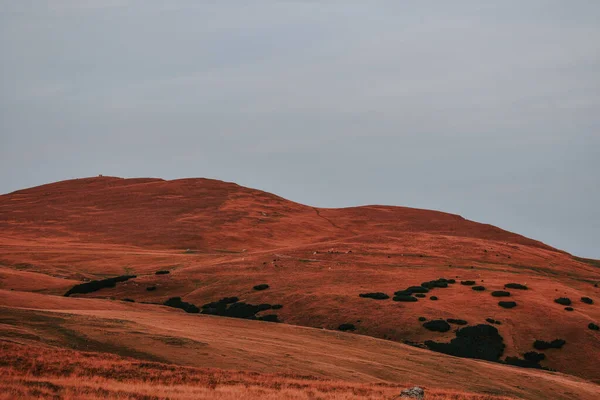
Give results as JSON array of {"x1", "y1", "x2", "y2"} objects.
[{"x1": 1, "y1": 176, "x2": 599, "y2": 399}]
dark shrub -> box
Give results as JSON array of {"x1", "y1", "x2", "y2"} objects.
[
  {"x1": 219, "y1": 297, "x2": 239, "y2": 304},
  {"x1": 486, "y1": 318, "x2": 501, "y2": 325},
  {"x1": 253, "y1": 284, "x2": 270, "y2": 291},
  {"x1": 406, "y1": 286, "x2": 429, "y2": 294},
  {"x1": 533, "y1": 339, "x2": 566, "y2": 350},
  {"x1": 581, "y1": 297, "x2": 593, "y2": 304},
  {"x1": 395, "y1": 286, "x2": 428, "y2": 296},
  {"x1": 393, "y1": 295, "x2": 418, "y2": 302},
  {"x1": 524, "y1": 351, "x2": 546, "y2": 362},
  {"x1": 421, "y1": 279, "x2": 449, "y2": 289},
  {"x1": 505, "y1": 356, "x2": 544, "y2": 369},
  {"x1": 430, "y1": 296, "x2": 438, "y2": 300},
  {"x1": 201, "y1": 301, "x2": 228, "y2": 315},
  {"x1": 146, "y1": 286, "x2": 157, "y2": 291},
  {"x1": 224, "y1": 302, "x2": 261, "y2": 318},
  {"x1": 122, "y1": 298, "x2": 135, "y2": 302},
  {"x1": 554, "y1": 297, "x2": 571, "y2": 306},
  {"x1": 418, "y1": 317, "x2": 427, "y2": 322},
  {"x1": 472, "y1": 286, "x2": 486, "y2": 291},
  {"x1": 64, "y1": 275, "x2": 136, "y2": 296},
  {"x1": 498, "y1": 301, "x2": 517, "y2": 308},
  {"x1": 359, "y1": 292, "x2": 390, "y2": 300},
  {"x1": 271, "y1": 304, "x2": 283, "y2": 310},
  {"x1": 447, "y1": 318, "x2": 468, "y2": 325},
  {"x1": 491, "y1": 291, "x2": 511, "y2": 297},
  {"x1": 447, "y1": 279, "x2": 456, "y2": 284},
  {"x1": 338, "y1": 323, "x2": 356, "y2": 331},
  {"x1": 259, "y1": 314, "x2": 280, "y2": 322},
  {"x1": 164, "y1": 297, "x2": 200, "y2": 313},
  {"x1": 415, "y1": 293, "x2": 426, "y2": 298},
  {"x1": 461, "y1": 281, "x2": 476, "y2": 286},
  {"x1": 257, "y1": 303, "x2": 272, "y2": 311},
  {"x1": 589, "y1": 323, "x2": 599, "y2": 331},
  {"x1": 425, "y1": 324, "x2": 505, "y2": 362},
  {"x1": 200, "y1": 298, "x2": 280, "y2": 322},
  {"x1": 565, "y1": 307, "x2": 574, "y2": 311},
  {"x1": 155, "y1": 270, "x2": 170, "y2": 275},
  {"x1": 504, "y1": 283, "x2": 528, "y2": 290},
  {"x1": 423, "y1": 320, "x2": 451, "y2": 332}
]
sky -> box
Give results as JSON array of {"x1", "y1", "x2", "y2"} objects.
[{"x1": 1, "y1": 1, "x2": 599, "y2": 258}]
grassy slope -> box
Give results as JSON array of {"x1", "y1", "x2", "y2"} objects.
[
  {"x1": 1, "y1": 176, "x2": 599, "y2": 398},
  {"x1": 1, "y1": 291, "x2": 599, "y2": 400}
]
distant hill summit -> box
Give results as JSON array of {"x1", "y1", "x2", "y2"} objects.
[{"x1": 1, "y1": 175, "x2": 557, "y2": 252}]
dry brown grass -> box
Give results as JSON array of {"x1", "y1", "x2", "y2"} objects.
[
  {"x1": 1, "y1": 341, "x2": 511, "y2": 400},
  {"x1": 1, "y1": 177, "x2": 599, "y2": 383},
  {"x1": 1, "y1": 176, "x2": 600, "y2": 400}
]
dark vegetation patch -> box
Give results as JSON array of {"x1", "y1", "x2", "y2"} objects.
[
  {"x1": 504, "y1": 283, "x2": 528, "y2": 290},
  {"x1": 423, "y1": 320, "x2": 451, "y2": 332},
  {"x1": 460, "y1": 280, "x2": 476, "y2": 286},
  {"x1": 394, "y1": 286, "x2": 429, "y2": 296},
  {"x1": 338, "y1": 323, "x2": 355, "y2": 331},
  {"x1": 219, "y1": 302, "x2": 263, "y2": 318},
  {"x1": 414, "y1": 293, "x2": 426, "y2": 298},
  {"x1": 219, "y1": 297, "x2": 240, "y2": 304},
  {"x1": 472, "y1": 286, "x2": 486, "y2": 291},
  {"x1": 359, "y1": 292, "x2": 390, "y2": 300},
  {"x1": 421, "y1": 278, "x2": 454, "y2": 289},
  {"x1": 447, "y1": 318, "x2": 468, "y2": 325},
  {"x1": 271, "y1": 304, "x2": 283, "y2": 310},
  {"x1": 554, "y1": 297, "x2": 571, "y2": 306},
  {"x1": 418, "y1": 317, "x2": 427, "y2": 322},
  {"x1": 425, "y1": 324, "x2": 505, "y2": 362},
  {"x1": 533, "y1": 339, "x2": 566, "y2": 350},
  {"x1": 565, "y1": 307, "x2": 574, "y2": 311},
  {"x1": 258, "y1": 314, "x2": 280, "y2": 322},
  {"x1": 421, "y1": 280, "x2": 448, "y2": 289},
  {"x1": 405, "y1": 286, "x2": 430, "y2": 293},
  {"x1": 392, "y1": 295, "x2": 418, "y2": 302},
  {"x1": 589, "y1": 323, "x2": 599, "y2": 331},
  {"x1": 155, "y1": 270, "x2": 170, "y2": 275},
  {"x1": 253, "y1": 284, "x2": 270, "y2": 291},
  {"x1": 200, "y1": 297, "x2": 280, "y2": 322},
  {"x1": 581, "y1": 297, "x2": 593, "y2": 304},
  {"x1": 505, "y1": 351, "x2": 546, "y2": 369},
  {"x1": 122, "y1": 298, "x2": 135, "y2": 302},
  {"x1": 491, "y1": 291, "x2": 511, "y2": 297},
  {"x1": 164, "y1": 297, "x2": 199, "y2": 313},
  {"x1": 64, "y1": 275, "x2": 136, "y2": 296},
  {"x1": 498, "y1": 301, "x2": 517, "y2": 309},
  {"x1": 146, "y1": 286, "x2": 157, "y2": 291},
  {"x1": 486, "y1": 318, "x2": 501, "y2": 325},
  {"x1": 524, "y1": 351, "x2": 546, "y2": 363},
  {"x1": 430, "y1": 296, "x2": 438, "y2": 300}
]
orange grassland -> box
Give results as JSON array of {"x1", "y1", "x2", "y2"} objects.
[{"x1": 1, "y1": 176, "x2": 599, "y2": 399}]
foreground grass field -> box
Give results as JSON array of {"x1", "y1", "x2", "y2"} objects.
[
  {"x1": 0, "y1": 341, "x2": 516, "y2": 400},
  {"x1": 2, "y1": 290, "x2": 600, "y2": 400}
]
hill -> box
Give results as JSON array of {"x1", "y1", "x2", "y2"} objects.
[{"x1": 1, "y1": 176, "x2": 599, "y2": 398}]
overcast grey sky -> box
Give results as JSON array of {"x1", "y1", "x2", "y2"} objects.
[{"x1": 1, "y1": 1, "x2": 599, "y2": 258}]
